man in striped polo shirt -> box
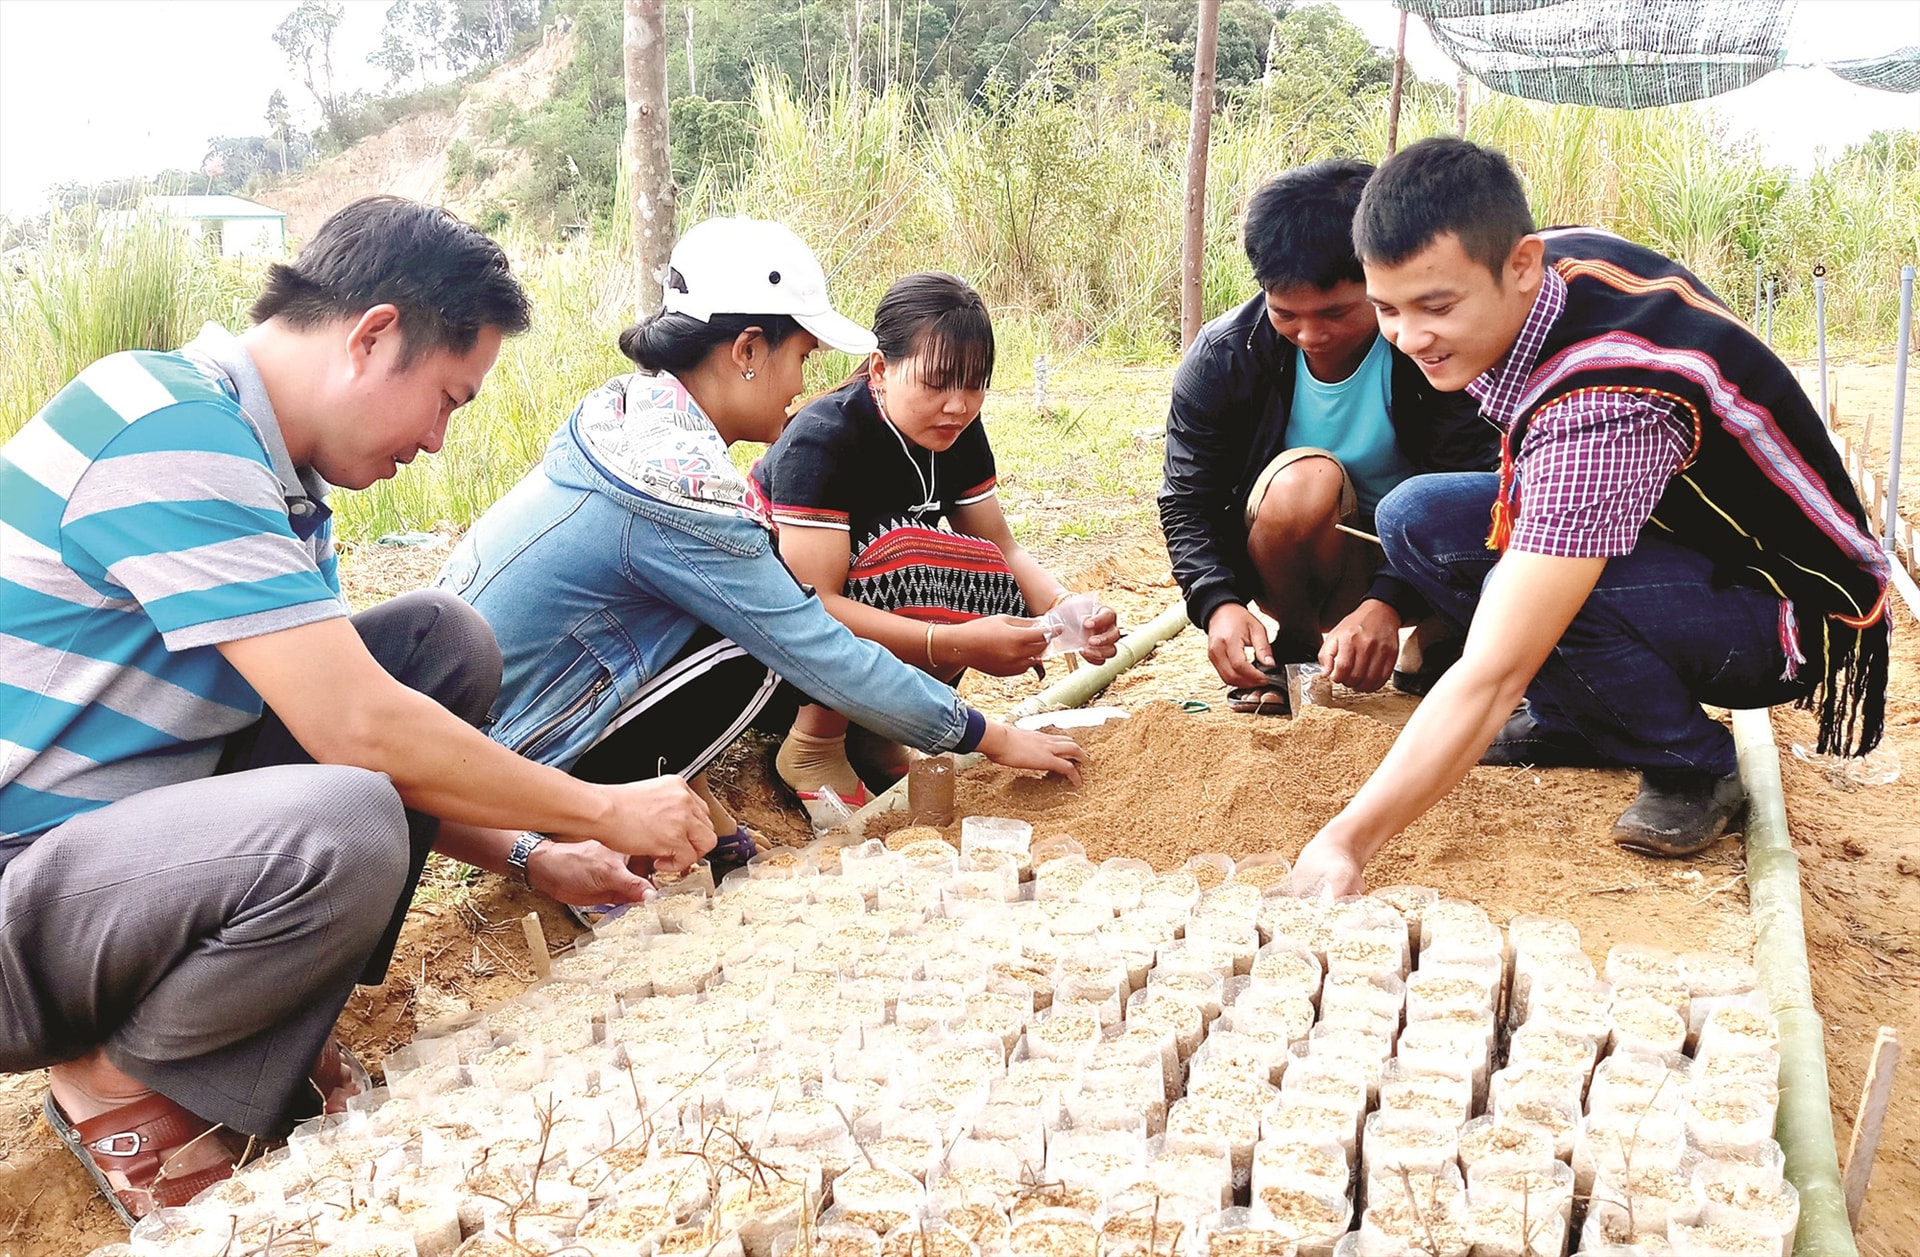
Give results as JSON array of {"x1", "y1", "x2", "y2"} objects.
[{"x1": 0, "y1": 198, "x2": 716, "y2": 1221}]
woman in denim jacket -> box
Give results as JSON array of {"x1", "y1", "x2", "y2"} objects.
[{"x1": 438, "y1": 219, "x2": 1084, "y2": 901}]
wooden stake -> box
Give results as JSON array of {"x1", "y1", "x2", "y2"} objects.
[
  {"x1": 522, "y1": 910, "x2": 552, "y2": 981},
  {"x1": 1842, "y1": 1026, "x2": 1900, "y2": 1228},
  {"x1": 1179, "y1": 0, "x2": 1221, "y2": 351},
  {"x1": 1385, "y1": 8, "x2": 1408, "y2": 156}
]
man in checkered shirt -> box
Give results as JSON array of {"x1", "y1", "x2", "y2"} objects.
[{"x1": 1290, "y1": 139, "x2": 1890, "y2": 895}]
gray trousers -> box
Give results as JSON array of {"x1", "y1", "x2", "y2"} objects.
[{"x1": 0, "y1": 591, "x2": 501, "y2": 1137}]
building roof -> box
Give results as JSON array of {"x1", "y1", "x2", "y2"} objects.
[{"x1": 141, "y1": 195, "x2": 286, "y2": 221}]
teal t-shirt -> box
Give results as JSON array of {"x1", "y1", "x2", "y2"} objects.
[{"x1": 1286, "y1": 334, "x2": 1413, "y2": 516}]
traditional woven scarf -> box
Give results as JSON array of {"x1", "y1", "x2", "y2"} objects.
[{"x1": 1506, "y1": 230, "x2": 1890, "y2": 756}]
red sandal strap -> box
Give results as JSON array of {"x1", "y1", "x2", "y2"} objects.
[{"x1": 71, "y1": 1092, "x2": 219, "y2": 1191}]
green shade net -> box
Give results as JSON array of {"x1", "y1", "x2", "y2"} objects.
[
  {"x1": 1823, "y1": 46, "x2": 1920, "y2": 93},
  {"x1": 1399, "y1": 0, "x2": 1796, "y2": 108}
]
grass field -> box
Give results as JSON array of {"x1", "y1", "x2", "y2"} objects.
[{"x1": 3, "y1": 86, "x2": 1914, "y2": 543}]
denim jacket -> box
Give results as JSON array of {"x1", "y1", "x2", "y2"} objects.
[{"x1": 437, "y1": 383, "x2": 982, "y2": 772}]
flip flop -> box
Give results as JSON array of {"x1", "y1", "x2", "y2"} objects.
[
  {"x1": 1392, "y1": 635, "x2": 1464, "y2": 697},
  {"x1": 708, "y1": 823, "x2": 767, "y2": 875},
  {"x1": 45, "y1": 1090, "x2": 244, "y2": 1226},
  {"x1": 791, "y1": 783, "x2": 870, "y2": 832},
  {"x1": 1225, "y1": 683, "x2": 1290, "y2": 715}
]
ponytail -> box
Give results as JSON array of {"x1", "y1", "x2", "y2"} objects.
[{"x1": 618, "y1": 272, "x2": 804, "y2": 375}]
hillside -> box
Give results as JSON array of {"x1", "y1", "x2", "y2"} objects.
[{"x1": 256, "y1": 24, "x2": 575, "y2": 240}]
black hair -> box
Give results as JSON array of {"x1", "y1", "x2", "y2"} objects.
[
  {"x1": 250, "y1": 196, "x2": 531, "y2": 363},
  {"x1": 868, "y1": 272, "x2": 994, "y2": 392},
  {"x1": 617, "y1": 270, "x2": 805, "y2": 375},
  {"x1": 1242, "y1": 159, "x2": 1377, "y2": 291},
  {"x1": 1353, "y1": 137, "x2": 1537, "y2": 281}
]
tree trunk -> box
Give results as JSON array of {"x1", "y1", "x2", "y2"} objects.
[
  {"x1": 1180, "y1": 0, "x2": 1221, "y2": 350},
  {"x1": 625, "y1": 0, "x2": 675, "y2": 319},
  {"x1": 1385, "y1": 8, "x2": 1408, "y2": 156},
  {"x1": 851, "y1": 0, "x2": 865, "y2": 94},
  {"x1": 1455, "y1": 69, "x2": 1469, "y2": 134},
  {"x1": 684, "y1": 3, "x2": 697, "y2": 97}
]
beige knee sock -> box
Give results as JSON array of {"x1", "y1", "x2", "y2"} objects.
[{"x1": 776, "y1": 728, "x2": 866, "y2": 800}]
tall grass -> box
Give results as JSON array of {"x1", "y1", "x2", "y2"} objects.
[
  {"x1": 0, "y1": 213, "x2": 257, "y2": 436},
  {"x1": 334, "y1": 250, "x2": 631, "y2": 537},
  {"x1": 3, "y1": 88, "x2": 1914, "y2": 543}
]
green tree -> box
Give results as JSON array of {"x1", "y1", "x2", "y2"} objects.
[
  {"x1": 264, "y1": 89, "x2": 296, "y2": 174},
  {"x1": 369, "y1": 32, "x2": 417, "y2": 89},
  {"x1": 444, "y1": 0, "x2": 542, "y2": 73},
  {"x1": 387, "y1": 0, "x2": 452, "y2": 83},
  {"x1": 273, "y1": 1, "x2": 346, "y2": 129}
]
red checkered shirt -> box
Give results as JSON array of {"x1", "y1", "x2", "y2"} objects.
[{"x1": 1467, "y1": 267, "x2": 1695, "y2": 559}]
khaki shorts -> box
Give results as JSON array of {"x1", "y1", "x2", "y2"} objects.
[{"x1": 1243, "y1": 447, "x2": 1359, "y2": 530}]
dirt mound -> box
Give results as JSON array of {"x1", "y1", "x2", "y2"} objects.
[
  {"x1": 255, "y1": 25, "x2": 575, "y2": 239},
  {"x1": 874, "y1": 700, "x2": 1754, "y2": 962}
]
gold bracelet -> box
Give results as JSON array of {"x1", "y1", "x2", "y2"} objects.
[
  {"x1": 1046, "y1": 590, "x2": 1074, "y2": 610},
  {"x1": 925, "y1": 622, "x2": 938, "y2": 669}
]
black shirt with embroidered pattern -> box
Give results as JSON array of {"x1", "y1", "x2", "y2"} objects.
[{"x1": 753, "y1": 377, "x2": 999, "y2": 548}]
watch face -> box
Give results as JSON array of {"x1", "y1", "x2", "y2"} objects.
[{"x1": 509, "y1": 833, "x2": 543, "y2": 884}]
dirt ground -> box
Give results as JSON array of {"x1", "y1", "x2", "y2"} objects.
[
  {"x1": 5, "y1": 503, "x2": 1919, "y2": 1255},
  {"x1": 1792, "y1": 358, "x2": 1920, "y2": 531}
]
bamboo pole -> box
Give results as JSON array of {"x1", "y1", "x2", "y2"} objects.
[
  {"x1": 1180, "y1": 0, "x2": 1220, "y2": 351},
  {"x1": 844, "y1": 602, "x2": 1193, "y2": 835},
  {"x1": 1815, "y1": 266, "x2": 1829, "y2": 426},
  {"x1": 1842, "y1": 1026, "x2": 1901, "y2": 1228},
  {"x1": 1730, "y1": 708, "x2": 1859, "y2": 1257},
  {"x1": 1886, "y1": 264, "x2": 1913, "y2": 549}
]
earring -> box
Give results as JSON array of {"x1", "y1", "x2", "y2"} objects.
[{"x1": 742, "y1": 369, "x2": 756, "y2": 380}]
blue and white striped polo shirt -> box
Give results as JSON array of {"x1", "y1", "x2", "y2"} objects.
[{"x1": 0, "y1": 325, "x2": 347, "y2": 847}]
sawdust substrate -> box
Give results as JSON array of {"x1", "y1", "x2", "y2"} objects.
[
  {"x1": 868, "y1": 700, "x2": 1754, "y2": 961},
  {"x1": 7, "y1": 523, "x2": 1920, "y2": 1256}
]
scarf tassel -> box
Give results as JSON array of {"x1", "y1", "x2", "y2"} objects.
[
  {"x1": 1485, "y1": 432, "x2": 1518, "y2": 552},
  {"x1": 1799, "y1": 613, "x2": 1889, "y2": 757}
]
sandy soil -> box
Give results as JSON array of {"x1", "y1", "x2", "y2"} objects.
[
  {"x1": 5, "y1": 469, "x2": 1918, "y2": 1257},
  {"x1": 1792, "y1": 358, "x2": 1920, "y2": 535},
  {"x1": 254, "y1": 26, "x2": 574, "y2": 240}
]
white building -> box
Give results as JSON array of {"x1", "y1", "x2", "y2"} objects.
[{"x1": 139, "y1": 195, "x2": 288, "y2": 259}]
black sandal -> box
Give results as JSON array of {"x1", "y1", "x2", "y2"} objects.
[{"x1": 1226, "y1": 683, "x2": 1291, "y2": 715}]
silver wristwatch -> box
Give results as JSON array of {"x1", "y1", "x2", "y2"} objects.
[{"x1": 506, "y1": 831, "x2": 549, "y2": 888}]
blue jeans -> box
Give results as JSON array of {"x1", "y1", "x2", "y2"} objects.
[{"x1": 1377, "y1": 474, "x2": 1809, "y2": 776}]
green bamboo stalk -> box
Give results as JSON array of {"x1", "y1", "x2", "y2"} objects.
[{"x1": 1731, "y1": 706, "x2": 1859, "y2": 1257}]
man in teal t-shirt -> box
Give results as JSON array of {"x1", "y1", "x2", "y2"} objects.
[
  {"x1": 1285, "y1": 329, "x2": 1415, "y2": 518},
  {"x1": 1160, "y1": 160, "x2": 1496, "y2": 710}
]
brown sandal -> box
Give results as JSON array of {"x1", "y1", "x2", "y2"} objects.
[{"x1": 46, "y1": 1091, "x2": 246, "y2": 1225}]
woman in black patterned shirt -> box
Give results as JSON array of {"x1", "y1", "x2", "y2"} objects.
[{"x1": 753, "y1": 273, "x2": 1121, "y2": 818}]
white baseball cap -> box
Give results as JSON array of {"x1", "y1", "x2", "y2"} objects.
[{"x1": 661, "y1": 217, "x2": 878, "y2": 356}]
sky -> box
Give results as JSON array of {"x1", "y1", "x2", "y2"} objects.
[
  {"x1": 0, "y1": 0, "x2": 1916, "y2": 219},
  {"x1": 0, "y1": 0, "x2": 397, "y2": 216}
]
